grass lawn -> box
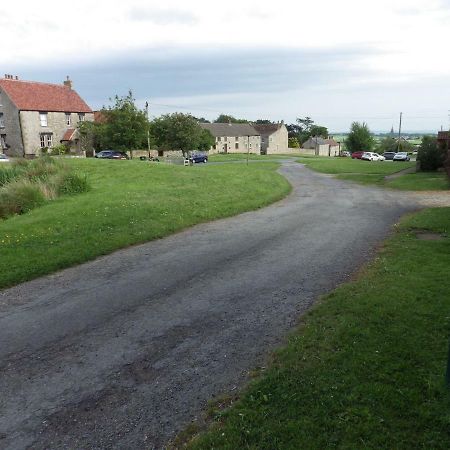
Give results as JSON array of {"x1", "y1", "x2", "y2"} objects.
[
  {"x1": 209, "y1": 153, "x2": 302, "y2": 162},
  {"x1": 0, "y1": 159, "x2": 290, "y2": 289},
  {"x1": 299, "y1": 157, "x2": 449, "y2": 191},
  {"x1": 186, "y1": 207, "x2": 450, "y2": 449}
]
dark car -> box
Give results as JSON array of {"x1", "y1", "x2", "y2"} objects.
[
  {"x1": 95, "y1": 150, "x2": 129, "y2": 160},
  {"x1": 189, "y1": 153, "x2": 208, "y2": 164},
  {"x1": 383, "y1": 152, "x2": 397, "y2": 160},
  {"x1": 351, "y1": 151, "x2": 365, "y2": 159}
]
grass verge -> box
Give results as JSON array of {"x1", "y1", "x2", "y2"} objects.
[
  {"x1": 186, "y1": 207, "x2": 450, "y2": 449},
  {"x1": 209, "y1": 153, "x2": 302, "y2": 162},
  {"x1": 0, "y1": 159, "x2": 290, "y2": 289},
  {"x1": 298, "y1": 157, "x2": 449, "y2": 191}
]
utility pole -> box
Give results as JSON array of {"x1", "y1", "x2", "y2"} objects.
[
  {"x1": 145, "y1": 101, "x2": 151, "y2": 158},
  {"x1": 397, "y1": 112, "x2": 402, "y2": 152}
]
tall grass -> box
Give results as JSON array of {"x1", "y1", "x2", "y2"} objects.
[{"x1": 0, "y1": 157, "x2": 89, "y2": 219}]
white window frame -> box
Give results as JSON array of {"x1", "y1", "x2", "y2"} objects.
[
  {"x1": 78, "y1": 113, "x2": 85, "y2": 122},
  {"x1": 0, "y1": 113, "x2": 4, "y2": 128},
  {"x1": 0, "y1": 134, "x2": 6, "y2": 149},
  {"x1": 66, "y1": 113, "x2": 71, "y2": 126},
  {"x1": 39, "y1": 112, "x2": 48, "y2": 127},
  {"x1": 46, "y1": 134, "x2": 53, "y2": 148},
  {"x1": 40, "y1": 134, "x2": 46, "y2": 148}
]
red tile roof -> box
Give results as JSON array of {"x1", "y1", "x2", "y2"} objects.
[
  {"x1": 61, "y1": 128, "x2": 77, "y2": 141},
  {"x1": 0, "y1": 78, "x2": 92, "y2": 113}
]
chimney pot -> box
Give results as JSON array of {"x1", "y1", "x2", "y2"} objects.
[{"x1": 63, "y1": 76, "x2": 73, "y2": 89}]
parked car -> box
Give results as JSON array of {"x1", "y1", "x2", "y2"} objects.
[
  {"x1": 0, "y1": 154, "x2": 9, "y2": 162},
  {"x1": 393, "y1": 152, "x2": 410, "y2": 161},
  {"x1": 383, "y1": 152, "x2": 397, "y2": 160},
  {"x1": 351, "y1": 151, "x2": 365, "y2": 159},
  {"x1": 361, "y1": 152, "x2": 385, "y2": 161},
  {"x1": 95, "y1": 150, "x2": 129, "y2": 160},
  {"x1": 189, "y1": 153, "x2": 208, "y2": 164}
]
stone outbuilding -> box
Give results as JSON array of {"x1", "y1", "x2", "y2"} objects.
[
  {"x1": 0, "y1": 75, "x2": 93, "y2": 157},
  {"x1": 252, "y1": 123, "x2": 289, "y2": 154},
  {"x1": 302, "y1": 136, "x2": 340, "y2": 156}
]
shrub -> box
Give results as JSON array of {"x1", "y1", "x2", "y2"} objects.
[
  {"x1": 0, "y1": 180, "x2": 45, "y2": 218},
  {"x1": 50, "y1": 144, "x2": 69, "y2": 156},
  {"x1": 56, "y1": 172, "x2": 90, "y2": 195},
  {"x1": 417, "y1": 136, "x2": 447, "y2": 171}
]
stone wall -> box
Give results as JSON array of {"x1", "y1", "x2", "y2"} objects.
[
  {"x1": 0, "y1": 89, "x2": 23, "y2": 156},
  {"x1": 266, "y1": 126, "x2": 289, "y2": 154}
]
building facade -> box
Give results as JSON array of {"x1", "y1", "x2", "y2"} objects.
[
  {"x1": 302, "y1": 136, "x2": 340, "y2": 156},
  {"x1": 0, "y1": 75, "x2": 93, "y2": 157},
  {"x1": 253, "y1": 123, "x2": 289, "y2": 154},
  {"x1": 200, "y1": 123, "x2": 261, "y2": 154}
]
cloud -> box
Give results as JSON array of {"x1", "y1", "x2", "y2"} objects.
[{"x1": 127, "y1": 7, "x2": 198, "y2": 25}]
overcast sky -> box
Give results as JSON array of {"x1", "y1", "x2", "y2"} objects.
[{"x1": 2, "y1": 0, "x2": 450, "y2": 132}]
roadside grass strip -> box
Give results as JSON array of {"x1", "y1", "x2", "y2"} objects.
[
  {"x1": 0, "y1": 159, "x2": 290, "y2": 289},
  {"x1": 187, "y1": 207, "x2": 450, "y2": 449},
  {"x1": 298, "y1": 157, "x2": 449, "y2": 191},
  {"x1": 209, "y1": 153, "x2": 303, "y2": 162}
]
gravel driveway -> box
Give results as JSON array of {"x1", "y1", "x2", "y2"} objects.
[{"x1": 0, "y1": 162, "x2": 431, "y2": 449}]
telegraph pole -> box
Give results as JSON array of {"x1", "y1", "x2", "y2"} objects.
[
  {"x1": 397, "y1": 112, "x2": 403, "y2": 152},
  {"x1": 145, "y1": 101, "x2": 151, "y2": 158}
]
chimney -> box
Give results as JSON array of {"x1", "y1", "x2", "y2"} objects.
[
  {"x1": 63, "y1": 76, "x2": 73, "y2": 89},
  {"x1": 15, "y1": 76, "x2": 18, "y2": 80}
]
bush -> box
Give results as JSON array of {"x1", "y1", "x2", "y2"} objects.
[
  {"x1": 417, "y1": 136, "x2": 447, "y2": 171},
  {"x1": 0, "y1": 180, "x2": 45, "y2": 218},
  {"x1": 56, "y1": 172, "x2": 89, "y2": 195}
]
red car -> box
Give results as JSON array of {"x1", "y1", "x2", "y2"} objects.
[{"x1": 351, "y1": 151, "x2": 365, "y2": 159}]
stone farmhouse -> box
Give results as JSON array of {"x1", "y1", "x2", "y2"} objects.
[
  {"x1": 302, "y1": 136, "x2": 340, "y2": 156},
  {"x1": 199, "y1": 122, "x2": 289, "y2": 155},
  {"x1": 0, "y1": 75, "x2": 93, "y2": 157}
]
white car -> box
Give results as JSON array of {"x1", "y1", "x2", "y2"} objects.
[
  {"x1": 361, "y1": 152, "x2": 385, "y2": 161},
  {"x1": 0, "y1": 154, "x2": 9, "y2": 162},
  {"x1": 393, "y1": 152, "x2": 410, "y2": 162}
]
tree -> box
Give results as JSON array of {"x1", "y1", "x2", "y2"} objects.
[
  {"x1": 417, "y1": 136, "x2": 446, "y2": 171},
  {"x1": 288, "y1": 137, "x2": 300, "y2": 148},
  {"x1": 287, "y1": 117, "x2": 328, "y2": 145},
  {"x1": 99, "y1": 91, "x2": 149, "y2": 153},
  {"x1": 254, "y1": 119, "x2": 274, "y2": 124},
  {"x1": 345, "y1": 122, "x2": 375, "y2": 153},
  {"x1": 150, "y1": 113, "x2": 214, "y2": 157},
  {"x1": 214, "y1": 114, "x2": 249, "y2": 124}
]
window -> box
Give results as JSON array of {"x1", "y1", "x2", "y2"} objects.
[
  {"x1": 0, "y1": 134, "x2": 6, "y2": 149},
  {"x1": 66, "y1": 113, "x2": 71, "y2": 126},
  {"x1": 39, "y1": 112, "x2": 48, "y2": 127},
  {"x1": 40, "y1": 133, "x2": 53, "y2": 148},
  {"x1": 0, "y1": 113, "x2": 4, "y2": 128},
  {"x1": 235, "y1": 143, "x2": 239, "y2": 150},
  {"x1": 217, "y1": 137, "x2": 221, "y2": 142},
  {"x1": 78, "y1": 113, "x2": 85, "y2": 122},
  {"x1": 235, "y1": 136, "x2": 239, "y2": 141}
]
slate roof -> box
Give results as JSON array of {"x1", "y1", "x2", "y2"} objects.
[
  {"x1": 0, "y1": 78, "x2": 92, "y2": 113},
  {"x1": 252, "y1": 123, "x2": 283, "y2": 135},
  {"x1": 200, "y1": 123, "x2": 260, "y2": 137}
]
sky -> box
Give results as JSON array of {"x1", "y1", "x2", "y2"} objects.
[{"x1": 2, "y1": 0, "x2": 450, "y2": 132}]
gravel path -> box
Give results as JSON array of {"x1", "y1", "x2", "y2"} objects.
[{"x1": 0, "y1": 162, "x2": 434, "y2": 449}]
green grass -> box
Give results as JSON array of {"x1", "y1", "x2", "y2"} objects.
[
  {"x1": 299, "y1": 157, "x2": 449, "y2": 191},
  {"x1": 187, "y1": 207, "x2": 450, "y2": 449},
  {"x1": 209, "y1": 153, "x2": 302, "y2": 162},
  {"x1": 386, "y1": 172, "x2": 450, "y2": 191},
  {"x1": 0, "y1": 159, "x2": 290, "y2": 289}
]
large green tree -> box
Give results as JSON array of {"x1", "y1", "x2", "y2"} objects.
[
  {"x1": 287, "y1": 117, "x2": 328, "y2": 145},
  {"x1": 93, "y1": 91, "x2": 149, "y2": 154},
  {"x1": 345, "y1": 122, "x2": 375, "y2": 153},
  {"x1": 214, "y1": 114, "x2": 249, "y2": 124},
  {"x1": 151, "y1": 113, "x2": 214, "y2": 157}
]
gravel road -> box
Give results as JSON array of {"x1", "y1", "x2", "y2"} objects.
[{"x1": 0, "y1": 162, "x2": 423, "y2": 449}]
